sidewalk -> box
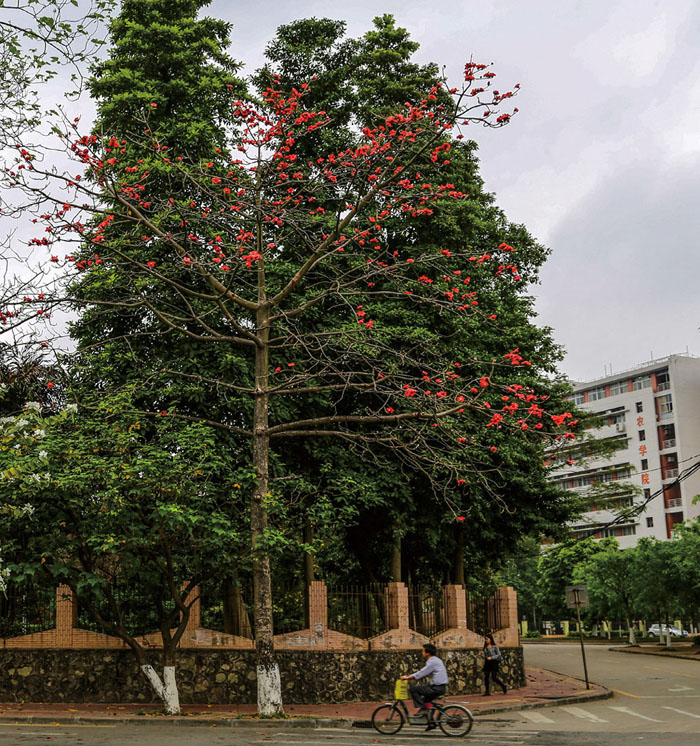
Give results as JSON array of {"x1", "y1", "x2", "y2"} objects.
[
  {"x1": 0, "y1": 666, "x2": 611, "y2": 728},
  {"x1": 610, "y1": 642, "x2": 700, "y2": 661}
]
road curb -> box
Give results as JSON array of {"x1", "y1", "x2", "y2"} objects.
[
  {"x1": 471, "y1": 687, "x2": 613, "y2": 716},
  {"x1": 610, "y1": 646, "x2": 700, "y2": 662},
  {"x1": 0, "y1": 714, "x2": 347, "y2": 728}
]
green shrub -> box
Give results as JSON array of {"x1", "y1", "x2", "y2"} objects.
[{"x1": 523, "y1": 630, "x2": 541, "y2": 639}]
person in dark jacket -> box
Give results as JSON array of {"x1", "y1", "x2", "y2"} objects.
[{"x1": 482, "y1": 634, "x2": 507, "y2": 695}]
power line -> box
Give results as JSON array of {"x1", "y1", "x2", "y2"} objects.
[{"x1": 569, "y1": 456, "x2": 700, "y2": 540}]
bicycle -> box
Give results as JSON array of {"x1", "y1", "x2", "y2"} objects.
[{"x1": 371, "y1": 680, "x2": 474, "y2": 737}]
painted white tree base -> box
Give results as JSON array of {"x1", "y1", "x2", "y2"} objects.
[
  {"x1": 257, "y1": 663, "x2": 283, "y2": 716},
  {"x1": 140, "y1": 664, "x2": 181, "y2": 715}
]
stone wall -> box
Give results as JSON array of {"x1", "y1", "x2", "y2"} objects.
[{"x1": 0, "y1": 647, "x2": 525, "y2": 704}]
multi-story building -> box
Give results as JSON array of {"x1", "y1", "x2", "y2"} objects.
[{"x1": 548, "y1": 353, "x2": 700, "y2": 548}]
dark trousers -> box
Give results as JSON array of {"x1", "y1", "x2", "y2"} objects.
[
  {"x1": 410, "y1": 683, "x2": 446, "y2": 709},
  {"x1": 484, "y1": 663, "x2": 506, "y2": 694}
]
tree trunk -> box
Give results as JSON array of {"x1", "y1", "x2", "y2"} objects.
[
  {"x1": 251, "y1": 299, "x2": 282, "y2": 716},
  {"x1": 626, "y1": 616, "x2": 636, "y2": 646},
  {"x1": 134, "y1": 644, "x2": 181, "y2": 715},
  {"x1": 390, "y1": 529, "x2": 401, "y2": 583},
  {"x1": 303, "y1": 517, "x2": 314, "y2": 628},
  {"x1": 223, "y1": 576, "x2": 237, "y2": 635},
  {"x1": 224, "y1": 574, "x2": 250, "y2": 637},
  {"x1": 453, "y1": 526, "x2": 465, "y2": 586},
  {"x1": 303, "y1": 518, "x2": 315, "y2": 586}
]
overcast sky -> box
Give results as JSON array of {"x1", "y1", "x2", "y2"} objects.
[{"x1": 204, "y1": 0, "x2": 700, "y2": 382}]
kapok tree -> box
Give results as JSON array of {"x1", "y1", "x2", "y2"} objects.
[{"x1": 6, "y1": 63, "x2": 580, "y2": 714}]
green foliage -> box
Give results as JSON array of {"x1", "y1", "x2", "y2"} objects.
[
  {"x1": 536, "y1": 538, "x2": 617, "y2": 618},
  {"x1": 0, "y1": 396, "x2": 245, "y2": 639},
  {"x1": 89, "y1": 0, "x2": 245, "y2": 155},
  {"x1": 573, "y1": 540, "x2": 638, "y2": 622}
]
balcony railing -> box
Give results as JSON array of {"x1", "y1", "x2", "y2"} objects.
[
  {"x1": 658, "y1": 411, "x2": 673, "y2": 420},
  {"x1": 663, "y1": 468, "x2": 679, "y2": 480},
  {"x1": 661, "y1": 439, "x2": 676, "y2": 450},
  {"x1": 667, "y1": 497, "x2": 683, "y2": 508}
]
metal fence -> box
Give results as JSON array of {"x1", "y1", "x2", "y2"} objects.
[
  {"x1": 199, "y1": 577, "x2": 254, "y2": 638},
  {"x1": 327, "y1": 584, "x2": 387, "y2": 638},
  {"x1": 76, "y1": 583, "x2": 171, "y2": 639},
  {"x1": 408, "y1": 586, "x2": 448, "y2": 638},
  {"x1": 466, "y1": 592, "x2": 506, "y2": 635},
  {"x1": 0, "y1": 581, "x2": 55, "y2": 638}
]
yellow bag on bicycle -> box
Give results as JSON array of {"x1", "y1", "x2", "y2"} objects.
[{"x1": 394, "y1": 678, "x2": 410, "y2": 700}]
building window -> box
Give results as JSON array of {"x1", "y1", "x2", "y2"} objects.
[
  {"x1": 587, "y1": 386, "x2": 607, "y2": 402},
  {"x1": 660, "y1": 423, "x2": 676, "y2": 449},
  {"x1": 646, "y1": 517, "x2": 654, "y2": 528},
  {"x1": 636, "y1": 402, "x2": 643, "y2": 413},
  {"x1": 641, "y1": 459, "x2": 648, "y2": 470},
  {"x1": 656, "y1": 370, "x2": 670, "y2": 392},
  {"x1": 599, "y1": 525, "x2": 636, "y2": 538},
  {"x1": 638, "y1": 430, "x2": 645, "y2": 441},
  {"x1": 610, "y1": 380, "x2": 628, "y2": 396},
  {"x1": 657, "y1": 394, "x2": 673, "y2": 418},
  {"x1": 643, "y1": 488, "x2": 651, "y2": 499},
  {"x1": 633, "y1": 375, "x2": 651, "y2": 390},
  {"x1": 568, "y1": 392, "x2": 585, "y2": 405}
]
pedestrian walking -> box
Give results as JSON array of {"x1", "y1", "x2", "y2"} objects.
[{"x1": 482, "y1": 633, "x2": 507, "y2": 695}]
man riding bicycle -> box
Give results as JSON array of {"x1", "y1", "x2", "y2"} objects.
[{"x1": 400, "y1": 643, "x2": 448, "y2": 731}]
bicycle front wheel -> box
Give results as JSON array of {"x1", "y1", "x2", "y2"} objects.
[
  {"x1": 371, "y1": 703, "x2": 405, "y2": 735},
  {"x1": 437, "y1": 704, "x2": 474, "y2": 737}
]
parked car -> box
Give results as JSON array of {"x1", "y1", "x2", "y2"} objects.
[{"x1": 647, "y1": 624, "x2": 689, "y2": 637}]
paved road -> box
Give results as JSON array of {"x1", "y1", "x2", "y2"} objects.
[
  {"x1": 482, "y1": 641, "x2": 700, "y2": 743},
  {"x1": 1, "y1": 722, "x2": 700, "y2": 746},
  {"x1": 1, "y1": 643, "x2": 699, "y2": 744}
]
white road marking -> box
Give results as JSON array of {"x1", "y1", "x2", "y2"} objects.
[
  {"x1": 608, "y1": 705, "x2": 663, "y2": 722},
  {"x1": 562, "y1": 706, "x2": 609, "y2": 722},
  {"x1": 520, "y1": 710, "x2": 555, "y2": 723},
  {"x1": 668, "y1": 686, "x2": 694, "y2": 692},
  {"x1": 662, "y1": 706, "x2": 700, "y2": 719}
]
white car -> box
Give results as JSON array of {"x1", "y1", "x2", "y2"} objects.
[{"x1": 647, "y1": 624, "x2": 689, "y2": 637}]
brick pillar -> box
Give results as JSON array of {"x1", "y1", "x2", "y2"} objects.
[
  {"x1": 308, "y1": 580, "x2": 327, "y2": 645},
  {"x1": 443, "y1": 584, "x2": 467, "y2": 629},
  {"x1": 494, "y1": 585, "x2": 519, "y2": 645},
  {"x1": 55, "y1": 585, "x2": 76, "y2": 647},
  {"x1": 384, "y1": 582, "x2": 409, "y2": 630}
]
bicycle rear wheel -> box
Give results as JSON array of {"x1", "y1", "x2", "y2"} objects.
[
  {"x1": 437, "y1": 704, "x2": 474, "y2": 737},
  {"x1": 371, "y1": 703, "x2": 405, "y2": 734}
]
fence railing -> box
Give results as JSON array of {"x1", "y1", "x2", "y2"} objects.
[
  {"x1": 1, "y1": 580, "x2": 517, "y2": 649},
  {"x1": 0, "y1": 582, "x2": 55, "y2": 639},
  {"x1": 408, "y1": 586, "x2": 448, "y2": 638},
  {"x1": 327, "y1": 584, "x2": 387, "y2": 639},
  {"x1": 467, "y1": 592, "x2": 506, "y2": 634}
]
